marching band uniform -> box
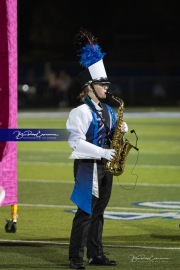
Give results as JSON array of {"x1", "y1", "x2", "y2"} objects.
[{"x1": 67, "y1": 99, "x2": 116, "y2": 215}]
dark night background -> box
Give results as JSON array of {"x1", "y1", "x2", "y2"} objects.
[{"x1": 18, "y1": 0, "x2": 180, "y2": 108}]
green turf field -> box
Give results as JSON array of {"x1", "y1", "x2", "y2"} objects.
[{"x1": 0, "y1": 108, "x2": 180, "y2": 269}]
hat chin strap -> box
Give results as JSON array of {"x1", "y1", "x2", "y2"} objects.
[{"x1": 90, "y1": 83, "x2": 100, "y2": 100}]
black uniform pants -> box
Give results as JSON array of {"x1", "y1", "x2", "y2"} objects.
[{"x1": 69, "y1": 160, "x2": 113, "y2": 259}]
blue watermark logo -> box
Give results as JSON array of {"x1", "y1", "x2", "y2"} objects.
[{"x1": 0, "y1": 129, "x2": 69, "y2": 141}]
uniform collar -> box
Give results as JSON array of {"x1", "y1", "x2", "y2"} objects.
[{"x1": 90, "y1": 99, "x2": 103, "y2": 111}]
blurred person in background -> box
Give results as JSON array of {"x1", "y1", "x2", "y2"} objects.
[
  {"x1": 45, "y1": 71, "x2": 62, "y2": 106},
  {"x1": 152, "y1": 79, "x2": 167, "y2": 106},
  {"x1": 58, "y1": 69, "x2": 72, "y2": 107}
]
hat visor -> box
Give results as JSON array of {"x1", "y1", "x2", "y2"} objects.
[{"x1": 92, "y1": 77, "x2": 111, "y2": 85}]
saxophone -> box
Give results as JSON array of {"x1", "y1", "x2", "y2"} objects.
[{"x1": 105, "y1": 92, "x2": 137, "y2": 176}]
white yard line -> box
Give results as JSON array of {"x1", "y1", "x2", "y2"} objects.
[
  {"x1": 18, "y1": 179, "x2": 180, "y2": 187},
  {"x1": 18, "y1": 161, "x2": 73, "y2": 166},
  {"x1": 18, "y1": 161, "x2": 180, "y2": 169},
  {"x1": 0, "y1": 239, "x2": 179, "y2": 250},
  {"x1": 17, "y1": 203, "x2": 180, "y2": 212}
]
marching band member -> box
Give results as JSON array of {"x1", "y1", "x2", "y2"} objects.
[{"x1": 66, "y1": 28, "x2": 128, "y2": 269}]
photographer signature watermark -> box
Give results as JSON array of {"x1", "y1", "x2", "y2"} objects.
[
  {"x1": 0, "y1": 128, "x2": 69, "y2": 141},
  {"x1": 13, "y1": 130, "x2": 58, "y2": 140},
  {"x1": 129, "y1": 254, "x2": 170, "y2": 263}
]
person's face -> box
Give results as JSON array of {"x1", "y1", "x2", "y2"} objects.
[{"x1": 93, "y1": 83, "x2": 109, "y2": 99}]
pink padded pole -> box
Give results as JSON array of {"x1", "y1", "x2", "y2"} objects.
[{"x1": 0, "y1": 0, "x2": 17, "y2": 206}]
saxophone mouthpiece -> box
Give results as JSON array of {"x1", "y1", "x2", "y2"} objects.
[
  {"x1": 106, "y1": 91, "x2": 112, "y2": 97},
  {"x1": 106, "y1": 91, "x2": 121, "y2": 104}
]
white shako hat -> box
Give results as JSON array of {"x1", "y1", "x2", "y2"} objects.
[{"x1": 74, "y1": 27, "x2": 110, "y2": 88}]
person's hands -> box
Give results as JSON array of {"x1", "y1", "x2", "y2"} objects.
[
  {"x1": 101, "y1": 149, "x2": 116, "y2": 161},
  {"x1": 121, "y1": 122, "x2": 128, "y2": 133}
]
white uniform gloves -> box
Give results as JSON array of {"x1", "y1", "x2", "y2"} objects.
[
  {"x1": 121, "y1": 122, "x2": 128, "y2": 133},
  {"x1": 70, "y1": 140, "x2": 116, "y2": 161},
  {"x1": 69, "y1": 122, "x2": 128, "y2": 161},
  {"x1": 100, "y1": 148, "x2": 116, "y2": 161},
  {"x1": 100, "y1": 121, "x2": 128, "y2": 161}
]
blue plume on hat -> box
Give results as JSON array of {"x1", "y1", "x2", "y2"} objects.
[
  {"x1": 74, "y1": 27, "x2": 106, "y2": 68},
  {"x1": 79, "y1": 44, "x2": 106, "y2": 68}
]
